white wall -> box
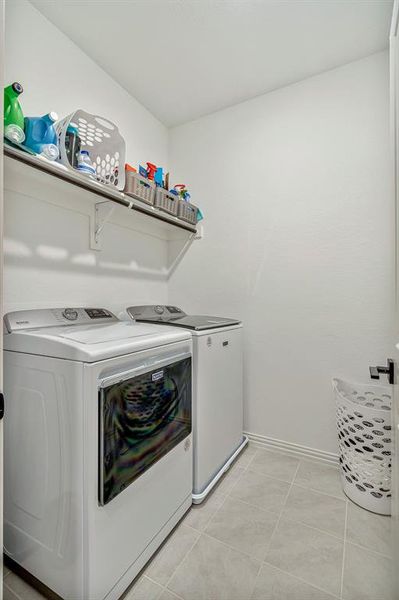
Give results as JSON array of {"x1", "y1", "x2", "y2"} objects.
[
  {"x1": 5, "y1": 0, "x2": 168, "y2": 168},
  {"x1": 169, "y1": 52, "x2": 395, "y2": 454},
  {"x1": 4, "y1": 0, "x2": 170, "y2": 314},
  {"x1": 4, "y1": 2, "x2": 395, "y2": 455}
]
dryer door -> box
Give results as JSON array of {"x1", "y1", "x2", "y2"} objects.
[{"x1": 99, "y1": 355, "x2": 191, "y2": 505}]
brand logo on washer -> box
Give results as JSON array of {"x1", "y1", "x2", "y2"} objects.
[
  {"x1": 207, "y1": 336, "x2": 212, "y2": 348},
  {"x1": 184, "y1": 438, "x2": 191, "y2": 451},
  {"x1": 152, "y1": 370, "x2": 164, "y2": 382}
]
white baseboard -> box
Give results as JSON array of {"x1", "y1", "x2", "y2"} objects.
[{"x1": 244, "y1": 431, "x2": 339, "y2": 466}]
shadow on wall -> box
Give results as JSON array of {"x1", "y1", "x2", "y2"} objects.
[
  {"x1": 4, "y1": 184, "x2": 170, "y2": 282},
  {"x1": 4, "y1": 237, "x2": 169, "y2": 282}
]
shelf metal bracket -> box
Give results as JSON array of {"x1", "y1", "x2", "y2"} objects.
[
  {"x1": 194, "y1": 224, "x2": 204, "y2": 240},
  {"x1": 90, "y1": 201, "x2": 116, "y2": 250},
  {"x1": 167, "y1": 224, "x2": 203, "y2": 276}
]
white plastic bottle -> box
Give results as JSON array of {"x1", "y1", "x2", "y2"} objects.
[{"x1": 77, "y1": 150, "x2": 96, "y2": 176}]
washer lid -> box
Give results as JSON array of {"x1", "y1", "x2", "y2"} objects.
[
  {"x1": 4, "y1": 310, "x2": 191, "y2": 362},
  {"x1": 127, "y1": 305, "x2": 241, "y2": 330},
  {"x1": 56, "y1": 321, "x2": 160, "y2": 344},
  {"x1": 136, "y1": 315, "x2": 241, "y2": 330}
]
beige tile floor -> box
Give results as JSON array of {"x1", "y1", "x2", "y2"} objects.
[{"x1": 3, "y1": 443, "x2": 394, "y2": 600}]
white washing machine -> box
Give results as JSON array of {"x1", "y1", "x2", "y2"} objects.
[
  {"x1": 3, "y1": 307, "x2": 193, "y2": 600},
  {"x1": 126, "y1": 305, "x2": 248, "y2": 503}
]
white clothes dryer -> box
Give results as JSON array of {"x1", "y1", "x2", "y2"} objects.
[
  {"x1": 3, "y1": 307, "x2": 192, "y2": 600},
  {"x1": 126, "y1": 305, "x2": 248, "y2": 503}
]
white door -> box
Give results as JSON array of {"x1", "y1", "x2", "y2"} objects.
[{"x1": 390, "y1": 2, "x2": 399, "y2": 597}]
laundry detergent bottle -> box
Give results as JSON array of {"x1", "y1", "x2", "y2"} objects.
[
  {"x1": 4, "y1": 82, "x2": 25, "y2": 144},
  {"x1": 24, "y1": 111, "x2": 59, "y2": 160}
]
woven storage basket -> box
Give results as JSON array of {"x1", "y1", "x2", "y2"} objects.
[
  {"x1": 55, "y1": 110, "x2": 126, "y2": 190},
  {"x1": 124, "y1": 170, "x2": 155, "y2": 206},
  {"x1": 178, "y1": 200, "x2": 198, "y2": 225},
  {"x1": 154, "y1": 188, "x2": 179, "y2": 216},
  {"x1": 333, "y1": 378, "x2": 392, "y2": 515}
]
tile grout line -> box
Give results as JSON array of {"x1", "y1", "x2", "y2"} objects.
[
  {"x1": 248, "y1": 447, "x2": 344, "y2": 500},
  {"x1": 143, "y1": 566, "x2": 188, "y2": 600},
  {"x1": 219, "y1": 456, "x2": 253, "y2": 497},
  {"x1": 7, "y1": 464, "x2": 250, "y2": 600},
  {"x1": 249, "y1": 559, "x2": 267, "y2": 599},
  {"x1": 151, "y1": 447, "x2": 258, "y2": 598},
  {"x1": 146, "y1": 453, "x2": 363, "y2": 600},
  {"x1": 248, "y1": 461, "x2": 302, "y2": 600},
  {"x1": 260, "y1": 558, "x2": 341, "y2": 600},
  {"x1": 214, "y1": 492, "x2": 281, "y2": 518},
  {"x1": 340, "y1": 499, "x2": 348, "y2": 600},
  {"x1": 228, "y1": 457, "x2": 391, "y2": 556},
  {"x1": 135, "y1": 575, "x2": 168, "y2": 600},
  {"x1": 201, "y1": 529, "x2": 259, "y2": 555},
  {"x1": 277, "y1": 511, "x2": 346, "y2": 544},
  {"x1": 229, "y1": 457, "x2": 351, "y2": 544},
  {"x1": 245, "y1": 467, "x2": 299, "y2": 487},
  {"x1": 263, "y1": 461, "x2": 301, "y2": 556},
  {"x1": 5, "y1": 448, "x2": 349, "y2": 600},
  {"x1": 270, "y1": 512, "x2": 347, "y2": 544},
  {"x1": 260, "y1": 460, "x2": 344, "y2": 600},
  {"x1": 224, "y1": 485, "x2": 348, "y2": 543},
  {"x1": 158, "y1": 527, "x2": 202, "y2": 596},
  {"x1": 138, "y1": 452, "x2": 387, "y2": 600},
  {"x1": 343, "y1": 537, "x2": 393, "y2": 560},
  {"x1": 244, "y1": 452, "x2": 294, "y2": 600},
  {"x1": 156, "y1": 580, "x2": 185, "y2": 600},
  {"x1": 282, "y1": 461, "x2": 301, "y2": 508},
  {"x1": 135, "y1": 501, "x2": 390, "y2": 600},
  {"x1": 166, "y1": 592, "x2": 184, "y2": 600},
  {"x1": 263, "y1": 460, "x2": 345, "y2": 598},
  {"x1": 196, "y1": 528, "x2": 265, "y2": 596},
  {"x1": 242, "y1": 446, "x2": 259, "y2": 471},
  {"x1": 290, "y1": 480, "x2": 346, "y2": 501}
]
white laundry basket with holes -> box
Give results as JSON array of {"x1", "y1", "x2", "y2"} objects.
[
  {"x1": 55, "y1": 110, "x2": 126, "y2": 190},
  {"x1": 333, "y1": 378, "x2": 392, "y2": 515}
]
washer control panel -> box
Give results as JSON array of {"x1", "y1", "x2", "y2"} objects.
[
  {"x1": 84, "y1": 308, "x2": 112, "y2": 319},
  {"x1": 4, "y1": 308, "x2": 117, "y2": 332}
]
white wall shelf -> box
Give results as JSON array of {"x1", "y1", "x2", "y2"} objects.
[{"x1": 4, "y1": 145, "x2": 199, "y2": 247}]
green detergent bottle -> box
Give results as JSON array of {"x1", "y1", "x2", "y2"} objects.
[{"x1": 4, "y1": 82, "x2": 25, "y2": 144}]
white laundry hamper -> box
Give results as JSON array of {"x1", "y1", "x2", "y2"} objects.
[
  {"x1": 55, "y1": 109, "x2": 126, "y2": 190},
  {"x1": 333, "y1": 378, "x2": 392, "y2": 515}
]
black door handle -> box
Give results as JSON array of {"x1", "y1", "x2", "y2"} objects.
[
  {"x1": 369, "y1": 359, "x2": 395, "y2": 385},
  {"x1": 0, "y1": 392, "x2": 4, "y2": 420}
]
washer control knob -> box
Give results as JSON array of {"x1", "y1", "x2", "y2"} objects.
[
  {"x1": 154, "y1": 305, "x2": 165, "y2": 315},
  {"x1": 63, "y1": 308, "x2": 78, "y2": 321}
]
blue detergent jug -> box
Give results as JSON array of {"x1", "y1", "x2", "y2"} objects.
[{"x1": 24, "y1": 111, "x2": 59, "y2": 160}]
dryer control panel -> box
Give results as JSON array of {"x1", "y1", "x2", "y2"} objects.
[
  {"x1": 4, "y1": 307, "x2": 118, "y2": 332},
  {"x1": 128, "y1": 305, "x2": 186, "y2": 320}
]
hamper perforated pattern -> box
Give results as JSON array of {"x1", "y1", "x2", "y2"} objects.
[
  {"x1": 333, "y1": 378, "x2": 392, "y2": 515},
  {"x1": 55, "y1": 110, "x2": 126, "y2": 190}
]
